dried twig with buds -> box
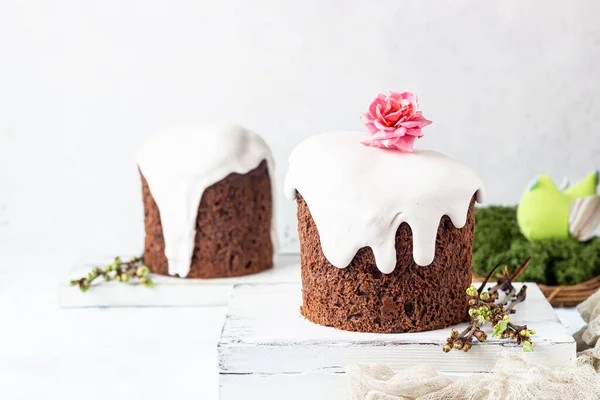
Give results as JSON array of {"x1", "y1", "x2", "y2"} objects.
[
  {"x1": 443, "y1": 256, "x2": 536, "y2": 353},
  {"x1": 70, "y1": 256, "x2": 154, "y2": 292}
]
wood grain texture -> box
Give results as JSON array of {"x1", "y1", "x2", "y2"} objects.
[{"x1": 218, "y1": 282, "x2": 576, "y2": 399}]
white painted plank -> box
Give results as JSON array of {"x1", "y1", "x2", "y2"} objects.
[
  {"x1": 218, "y1": 282, "x2": 575, "y2": 377},
  {"x1": 555, "y1": 307, "x2": 587, "y2": 334},
  {"x1": 220, "y1": 369, "x2": 558, "y2": 400},
  {"x1": 220, "y1": 373, "x2": 348, "y2": 400},
  {"x1": 58, "y1": 254, "x2": 300, "y2": 307},
  {"x1": 219, "y1": 322, "x2": 574, "y2": 375}
]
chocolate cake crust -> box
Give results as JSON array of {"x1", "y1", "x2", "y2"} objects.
[
  {"x1": 141, "y1": 160, "x2": 273, "y2": 279},
  {"x1": 297, "y1": 193, "x2": 475, "y2": 333}
]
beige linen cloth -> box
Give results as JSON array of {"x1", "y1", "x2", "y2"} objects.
[{"x1": 349, "y1": 289, "x2": 600, "y2": 400}]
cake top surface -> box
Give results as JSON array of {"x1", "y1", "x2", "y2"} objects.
[
  {"x1": 284, "y1": 131, "x2": 484, "y2": 273},
  {"x1": 137, "y1": 124, "x2": 274, "y2": 278},
  {"x1": 136, "y1": 124, "x2": 271, "y2": 177}
]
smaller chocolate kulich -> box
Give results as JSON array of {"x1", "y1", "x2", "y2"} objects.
[
  {"x1": 297, "y1": 193, "x2": 475, "y2": 333},
  {"x1": 137, "y1": 125, "x2": 275, "y2": 278},
  {"x1": 284, "y1": 131, "x2": 484, "y2": 333},
  {"x1": 142, "y1": 160, "x2": 273, "y2": 279}
]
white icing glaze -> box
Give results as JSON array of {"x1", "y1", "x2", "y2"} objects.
[
  {"x1": 137, "y1": 124, "x2": 276, "y2": 278},
  {"x1": 284, "y1": 131, "x2": 484, "y2": 273}
]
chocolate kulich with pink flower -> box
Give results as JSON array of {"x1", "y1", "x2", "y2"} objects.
[{"x1": 284, "y1": 91, "x2": 484, "y2": 333}]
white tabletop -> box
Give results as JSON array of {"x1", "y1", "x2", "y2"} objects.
[{"x1": 0, "y1": 251, "x2": 587, "y2": 400}]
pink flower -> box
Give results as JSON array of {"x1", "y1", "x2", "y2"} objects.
[{"x1": 360, "y1": 91, "x2": 432, "y2": 152}]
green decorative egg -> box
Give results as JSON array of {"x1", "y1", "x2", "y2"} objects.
[{"x1": 517, "y1": 171, "x2": 599, "y2": 242}]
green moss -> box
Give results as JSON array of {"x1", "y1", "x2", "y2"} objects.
[
  {"x1": 473, "y1": 205, "x2": 600, "y2": 285},
  {"x1": 472, "y1": 206, "x2": 520, "y2": 277},
  {"x1": 555, "y1": 239, "x2": 600, "y2": 285}
]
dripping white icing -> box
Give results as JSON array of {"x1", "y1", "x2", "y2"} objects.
[
  {"x1": 284, "y1": 131, "x2": 484, "y2": 274},
  {"x1": 137, "y1": 124, "x2": 276, "y2": 278}
]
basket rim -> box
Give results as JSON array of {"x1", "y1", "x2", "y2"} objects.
[{"x1": 471, "y1": 273, "x2": 600, "y2": 307}]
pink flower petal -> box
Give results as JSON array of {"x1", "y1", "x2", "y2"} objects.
[
  {"x1": 387, "y1": 97, "x2": 400, "y2": 111},
  {"x1": 388, "y1": 91, "x2": 403, "y2": 101},
  {"x1": 393, "y1": 135, "x2": 416, "y2": 152},
  {"x1": 364, "y1": 122, "x2": 379, "y2": 135},
  {"x1": 412, "y1": 114, "x2": 433, "y2": 126},
  {"x1": 398, "y1": 120, "x2": 422, "y2": 129},
  {"x1": 360, "y1": 136, "x2": 379, "y2": 147},
  {"x1": 375, "y1": 105, "x2": 386, "y2": 124},
  {"x1": 368, "y1": 96, "x2": 386, "y2": 119},
  {"x1": 373, "y1": 119, "x2": 395, "y2": 132},
  {"x1": 371, "y1": 130, "x2": 396, "y2": 140},
  {"x1": 393, "y1": 126, "x2": 408, "y2": 136},
  {"x1": 380, "y1": 139, "x2": 396, "y2": 148},
  {"x1": 399, "y1": 91, "x2": 418, "y2": 104},
  {"x1": 360, "y1": 133, "x2": 417, "y2": 152},
  {"x1": 384, "y1": 101, "x2": 393, "y2": 114},
  {"x1": 398, "y1": 115, "x2": 432, "y2": 129},
  {"x1": 405, "y1": 127, "x2": 424, "y2": 137},
  {"x1": 399, "y1": 99, "x2": 411, "y2": 109},
  {"x1": 385, "y1": 108, "x2": 408, "y2": 124}
]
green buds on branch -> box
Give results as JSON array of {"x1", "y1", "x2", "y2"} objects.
[
  {"x1": 70, "y1": 256, "x2": 154, "y2": 292},
  {"x1": 444, "y1": 257, "x2": 536, "y2": 354}
]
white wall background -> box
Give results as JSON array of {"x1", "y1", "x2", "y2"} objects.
[{"x1": 1, "y1": 0, "x2": 599, "y2": 260}]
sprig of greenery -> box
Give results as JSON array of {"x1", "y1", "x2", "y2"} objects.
[
  {"x1": 70, "y1": 256, "x2": 154, "y2": 292},
  {"x1": 443, "y1": 257, "x2": 536, "y2": 353}
]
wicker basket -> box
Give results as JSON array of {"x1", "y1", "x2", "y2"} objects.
[
  {"x1": 537, "y1": 276, "x2": 600, "y2": 307},
  {"x1": 473, "y1": 273, "x2": 600, "y2": 308}
]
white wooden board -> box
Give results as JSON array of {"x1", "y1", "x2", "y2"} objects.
[
  {"x1": 218, "y1": 282, "x2": 576, "y2": 400},
  {"x1": 58, "y1": 254, "x2": 300, "y2": 307}
]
